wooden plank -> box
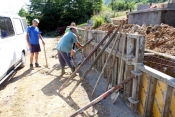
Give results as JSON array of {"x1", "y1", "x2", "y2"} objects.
[
  {"x1": 146, "y1": 76, "x2": 157, "y2": 117},
  {"x1": 138, "y1": 73, "x2": 149, "y2": 116},
  {"x1": 152, "y1": 80, "x2": 167, "y2": 117},
  {"x1": 124, "y1": 65, "x2": 133, "y2": 105},
  {"x1": 113, "y1": 56, "x2": 117, "y2": 85},
  {"x1": 169, "y1": 89, "x2": 175, "y2": 117},
  {"x1": 118, "y1": 34, "x2": 126, "y2": 84},
  {"x1": 104, "y1": 52, "x2": 107, "y2": 78},
  {"x1": 163, "y1": 85, "x2": 173, "y2": 117},
  {"x1": 97, "y1": 48, "x2": 100, "y2": 71}
]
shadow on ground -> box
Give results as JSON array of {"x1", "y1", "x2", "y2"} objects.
[
  {"x1": 0, "y1": 67, "x2": 44, "y2": 90},
  {"x1": 41, "y1": 72, "x2": 108, "y2": 117}
]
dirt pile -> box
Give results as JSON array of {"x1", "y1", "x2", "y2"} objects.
[
  {"x1": 94, "y1": 23, "x2": 117, "y2": 31},
  {"x1": 123, "y1": 23, "x2": 175, "y2": 55}
]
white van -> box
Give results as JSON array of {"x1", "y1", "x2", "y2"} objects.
[{"x1": 0, "y1": 13, "x2": 28, "y2": 84}]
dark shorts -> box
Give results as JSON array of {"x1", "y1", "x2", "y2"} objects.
[{"x1": 30, "y1": 44, "x2": 41, "y2": 53}]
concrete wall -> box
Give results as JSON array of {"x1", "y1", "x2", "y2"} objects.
[
  {"x1": 77, "y1": 28, "x2": 175, "y2": 117},
  {"x1": 137, "y1": 4, "x2": 150, "y2": 11},
  {"x1": 128, "y1": 8, "x2": 175, "y2": 27}
]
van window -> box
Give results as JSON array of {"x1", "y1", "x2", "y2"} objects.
[
  {"x1": 4, "y1": 17, "x2": 15, "y2": 37},
  {"x1": 13, "y1": 18, "x2": 24, "y2": 35},
  {"x1": 22, "y1": 19, "x2": 28, "y2": 32},
  {"x1": 0, "y1": 17, "x2": 9, "y2": 38}
]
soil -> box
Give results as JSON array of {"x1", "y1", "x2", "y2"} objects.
[
  {"x1": 123, "y1": 23, "x2": 175, "y2": 56},
  {"x1": 94, "y1": 23, "x2": 117, "y2": 31},
  {"x1": 0, "y1": 37, "x2": 134, "y2": 117}
]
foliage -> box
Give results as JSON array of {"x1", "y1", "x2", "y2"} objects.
[
  {"x1": 109, "y1": 0, "x2": 135, "y2": 11},
  {"x1": 18, "y1": 8, "x2": 28, "y2": 17},
  {"x1": 92, "y1": 15, "x2": 105, "y2": 28},
  {"x1": 43, "y1": 30, "x2": 59, "y2": 37},
  {"x1": 25, "y1": 0, "x2": 103, "y2": 32},
  {"x1": 77, "y1": 23, "x2": 87, "y2": 27},
  {"x1": 108, "y1": 0, "x2": 168, "y2": 11}
]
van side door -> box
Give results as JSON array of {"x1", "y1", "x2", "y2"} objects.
[
  {"x1": 0, "y1": 17, "x2": 16, "y2": 80},
  {"x1": 12, "y1": 18, "x2": 26, "y2": 62}
]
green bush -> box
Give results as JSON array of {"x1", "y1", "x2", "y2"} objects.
[{"x1": 92, "y1": 15, "x2": 105, "y2": 28}]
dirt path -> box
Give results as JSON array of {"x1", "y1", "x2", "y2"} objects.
[
  {"x1": 0, "y1": 37, "x2": 102, "y2": 117},
  {"x1": 0, "y1": 37, "x2": 135, "y2": 117}
]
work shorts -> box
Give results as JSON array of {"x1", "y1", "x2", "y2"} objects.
[{"x1": 30, "y1": 44, "x2": 41, "y2": 53}]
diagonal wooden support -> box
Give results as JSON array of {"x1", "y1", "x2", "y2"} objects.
[
  {"x1": 105, "y1": 38, "x2": 120, "y2": 91},
  {"x1": 68, "y1": 24, "x2": 122, "y2": 97},
  {"x1": 57, "y1": 27, "x2": 116, "y2": 94},
  {"x1": 69, "y1": 74, "x2": 135, "y2": 117},
  {"x1": 91, "y1": 25, "x2": 123, "y2": 96}
]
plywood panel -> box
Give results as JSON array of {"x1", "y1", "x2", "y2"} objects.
[
  {"x1": 169, "y1": 89, "x2": 175, "y2": 117},
  {"x1": 152, "y1": 80, "x2": 166, "y2": 117},
  {"x1": 139, "y1": 73, "x2": 149, "y2": 115}
]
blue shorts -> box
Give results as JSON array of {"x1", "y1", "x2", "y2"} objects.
[{"x1": 30, "y1": 44, "x2": 41, "y2": 53}]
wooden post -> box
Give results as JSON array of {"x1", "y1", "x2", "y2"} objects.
[
  {"x1": 163, "y1": 85, "x2": 173, "y2": 117},
  {"x1": 118, "y1": 33, "x2": 127, "y2": 84},
  {"x1": 124, "y1": 65, "x2": 133, "y2": 105},
  {"x1": 145, "y1": 76, "x2": 157, "y2": 117}
]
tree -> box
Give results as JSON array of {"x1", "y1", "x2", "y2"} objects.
[
  {"x1": 26, "y1": 0, "x2": 103, "y2": 32},
  {"x1": 18, "y1": 8, "x2": 28, "y2": 17}
]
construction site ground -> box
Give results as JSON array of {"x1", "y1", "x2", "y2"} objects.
[{"x1": 0, "y1": 37, "x2": 135, "y2": 117}]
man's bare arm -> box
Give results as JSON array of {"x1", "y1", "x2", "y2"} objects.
[
  {"x1": 26, "y1": 33, "x2": 31, "y2": 48},
  {"x1": 39, "y1": 34, "x2": 45, "y2": 45},
  {"x1": 75, "y1": 34, "x2": 80, "y2": 41},
  {"x1": 75, "y1": 42, "x2": 84, "y2": 48}
]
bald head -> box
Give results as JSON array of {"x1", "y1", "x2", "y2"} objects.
[{"x1": 70, "y1": 22, "x2": 76, "y2": 27}]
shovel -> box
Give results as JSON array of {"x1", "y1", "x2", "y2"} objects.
[{"x1": 111, "y1": 90, "x2": 120, "y2": 104}]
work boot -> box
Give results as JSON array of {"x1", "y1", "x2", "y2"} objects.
[
  {"x1": 61, "y1": 67, "x2": 66, "y2": 75},
  {"x1": 71, "y1": 66, "x2": 76, "y2": 77},
  {"x1": 71, "y1": 66, "x2": 75, "y2": 73},
  {"x1": 35, "y1": 63, "x2": 40, "y2": 67},
  {"x1": 30, "y1": 63, "x2": 33, "y2": 68}
]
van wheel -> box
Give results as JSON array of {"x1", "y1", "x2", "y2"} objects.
[{"x1": 20, "y1": 52, "x2": 26, "y2": 68}]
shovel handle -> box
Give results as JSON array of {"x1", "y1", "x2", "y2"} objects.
[{"x1": 43, "y1": 45, "x2": 48, "y2": 68}]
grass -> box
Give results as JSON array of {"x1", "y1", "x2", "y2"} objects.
[
  {"x1": 77, "y1": 23, "x2": 87, "y2": 27},
  {"x1": 92, "y1": 15, "x2": 105, "y2": 28}
]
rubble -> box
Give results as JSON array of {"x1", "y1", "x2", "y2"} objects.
[{"x1": 123, "y1": 23, "x2": 175, "y2": 56}]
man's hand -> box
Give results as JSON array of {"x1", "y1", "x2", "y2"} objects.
[
  {"x1": 28, "y1": 43, "x2": 31, "y2": 48},
  {"x1": 42, "y1": 41, "x2": 45, "y2": 45},
  {"x1": 81, "y1": 45, "x2": 84, "y2": 48},
  {"x1": 71, "y1": 49, "x2": 76, "y2": 57}
]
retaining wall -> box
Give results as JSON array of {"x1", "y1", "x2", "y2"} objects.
[
  {"x1": 128, "y1": 8, "x2": 175, "y2": 27},
  {"x1": 77, "y1": 28, "x2": 175, "y2": 117}
]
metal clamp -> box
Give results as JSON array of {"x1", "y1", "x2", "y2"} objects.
[
  {"x1": 128, "y1": 97, "x2": 139, "y2": 104},
  {"x1": 131, "y1": 70, "x2": 142, "y2": 76}
]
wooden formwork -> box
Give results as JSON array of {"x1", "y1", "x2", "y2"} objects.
[{"x1": 77, "y1": 28, "x2": 175, "y2": 117}]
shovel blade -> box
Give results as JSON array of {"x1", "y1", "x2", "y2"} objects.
[{"x1": 110, "y1": 90, "x2": 120, "y2": 104}]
